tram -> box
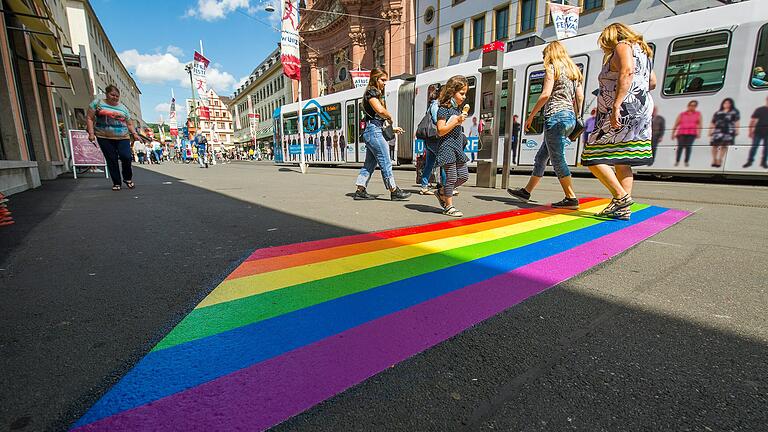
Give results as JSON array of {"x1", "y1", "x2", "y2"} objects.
[{"x1": 274, "y1": 1, "x2": 768, "y2": 177}]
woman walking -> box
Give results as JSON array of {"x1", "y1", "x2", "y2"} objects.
[
  {"x1": 709, "y1": 98, "x2": 740, "y2": 167},
  {"x1": 582, "y1": 23, "x2": 657, "y2": 220},
  {"x1": 354, "y1": 68, "x2": 411, "y2": 201},
  {"x1": 671, "y1": 100, "x2": 702, "y2": 167},
  {"x1": 435, "y1": 75, "x2": 471, "y2": 217},
  {"x1": 87, "y1": 85, "x2": 140, "y2": 190},
  {"x1": 507, "y1": 41, "x2": 584, "y2": 209},
  {"x1": 419, "y1": 84, "x2": 446, "y2": 195}
]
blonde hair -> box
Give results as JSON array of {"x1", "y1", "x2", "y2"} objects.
[
  {"x1": 438, "y1": 75, "x2": 469, "y2": 108},
  {"x1": 598, "y1": 23, "x2": 654, "y2": 64},
  {"x1": 543, "y1": 41, "x2": 583, "y2": 83}
]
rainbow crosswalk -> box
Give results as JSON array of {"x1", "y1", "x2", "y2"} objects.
[{"x1": 71, "y1": 199, "x2": 690, "y2": 431}]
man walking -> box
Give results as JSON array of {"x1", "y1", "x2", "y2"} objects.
[{"x1": 195, "y1": 133, "x2": 209, "y2": 168}]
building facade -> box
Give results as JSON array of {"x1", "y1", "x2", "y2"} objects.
[
  {"x1": 229, "y1": 47, "x2": 294, "y2": 154},
  {"x1": 65, "y1": 0, "x2": 141, "y2": 121},
  {"x1": 1, "y1": 0, "x2": 102, "y2": 195},
  {"x1": 186, "y1": 88, "x2": 234, "y2": 149},
  {"x1": 298, "y1": 0, "x2": 416, "y2": 98},
  {"x1": 416, "y1": 0, "x2": 734, "y2": 74}
]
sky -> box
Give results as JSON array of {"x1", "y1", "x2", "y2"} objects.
[{"x1": 91, "y1": 0, "x2": 281, "y2": 123}]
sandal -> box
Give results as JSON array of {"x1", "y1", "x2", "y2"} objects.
[
  {"x1": 112, "y1": 185, "x2": 121, "y2": 191},
  {"x1": 434, "y1": 186, "x2": 447, "y2": 209},
  {"x1": 443, "y1": 206, "x2": 463, "y2": 217},
  {"x1": 124, "y1": 180, "x2": 135, "y2": 189}
]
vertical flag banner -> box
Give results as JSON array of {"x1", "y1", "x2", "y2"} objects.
[
  {"x1": 350, "y1": 70, "x2": 371, "y2": 89},
  {"x1": 192, "y1": 51, "x2": 210, "y2": 100},
  {"x1": 548, "y1": 2, "x2": 581, "y2": 40},
  {"x1": 169, "y1": 96, "x2": 178, "y2": 137},
  {"x1": 280, "y1": 0, "x2": 301, "y2": 80}
]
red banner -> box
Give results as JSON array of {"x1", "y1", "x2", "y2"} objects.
[{"x1": 199, "y1": 106, "x2": 210, "y2": 120}]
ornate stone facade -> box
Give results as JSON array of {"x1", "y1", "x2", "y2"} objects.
[{"x1": 298, "y1": 0, "x2": 415, "y2": 98}]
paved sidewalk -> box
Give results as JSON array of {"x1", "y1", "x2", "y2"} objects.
[{"x1": 1, "y1": 162, "x2": 766, "y2": 431}]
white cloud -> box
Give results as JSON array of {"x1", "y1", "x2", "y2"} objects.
[
  {"x1": 118, "y1": 46, "x2": 239, "y2": 94},
  {"x1": 155, "y1": 102, "x2": 171, "y2": 113},
  {"x1": 166, "y1": 45, "x2": 185, "y2": 57},
  {"x1": 185, "y1": 0, "x2": 256, "y2": 21}
]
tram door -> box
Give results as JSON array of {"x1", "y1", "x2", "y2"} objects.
[
  {"x1": 519, "y1": 55, "x2": 589, "y2": 166},
  {"x1": 346, "y1": 98, "x2": 366, "y2": 162}
]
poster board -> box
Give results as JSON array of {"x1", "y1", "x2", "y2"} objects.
[{"x1": 69, "y1": 129, "x2": 107, "y2": 179}]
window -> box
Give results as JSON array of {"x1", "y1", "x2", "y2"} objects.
[
  {"x1": 323, "y1": 103, "x2": 342, "y2": 130},
  {"x1": 472, "y1": 16, "x2": 485, "y2": 50},
  {"x1": 466, "y1": 76, "x2": 477, "y2": 116},
  {"x1": 424, "y1": 6, "x2": 435, "y2": 24},
  {"x1": 452, "y1": 24, "x2": 464, "y2": 56},
  {"x1": 518, "y1": 0, "x2": 537, "y2": 35},
  {"x1": 663, "y1": 31, "x2": 731, "y2": 96},
  {"x1": 424, "y1": 38, "x2": 435, "y2": 69},
  {"x1": 581, "y1": 0, "x2": 603, "y2": 12},
  {"x1": 751, "y1": 24, "x2": 768, "y2": 89},
  {"x1": 525, "y1": 70, "x2": 546, "y2": 134},
  {"x1": 495, "y1": 6, "x2": 509, "y2": 41}
]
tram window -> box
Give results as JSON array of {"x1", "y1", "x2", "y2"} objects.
[
  {"x1": 663, "y1": 31, "x2": 730, "y2": 96},
  {"x1": 346, "y1": 104, "x2": 356, "y2": 141},
  {"x1": 648, "y1": 42, "x2": 656, "y2": 64},
  {"x1": 751, "y1": 24, "x2": 768, "y2": 89},
  {"x1": 466, "y1": 76, "x2": 477, "y2": 116},
  {"x1": 283, "y1": 115, "x2": 298, "y2": 135},
  {"x1": 525, "y1": 70, "x2": 546, "y2": 134},
  {"x1": 323, "y1": 103, "x2": 342, "y2": 129}
]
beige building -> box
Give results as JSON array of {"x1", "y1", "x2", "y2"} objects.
[
  {"x1": 186, "y1": 88, "x2": 234, "y2": 149},
  {"x1": 229, "y1": 47, "x2": 294, "y2": 153}
]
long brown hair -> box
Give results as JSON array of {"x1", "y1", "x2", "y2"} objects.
[
  {"x1": 438, "y1": 75, "x2": 469, "y2": 108},
  {"x1": 598, "y1": 23, "x2": 653, "y2": 64},
  {"x1": 366, "y1": 67, "x2": 388, "y2": 92}
]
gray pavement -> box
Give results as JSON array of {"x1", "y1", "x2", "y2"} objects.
[{"x1": 1, "y1": 161, "x2": 766, "y2": 431}]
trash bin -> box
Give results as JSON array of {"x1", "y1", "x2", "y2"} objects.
[{"x1": 476, "y1": 159, "x2": 496, "y2": 188}]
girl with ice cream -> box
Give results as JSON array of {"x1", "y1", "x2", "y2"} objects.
[{"x1": 435, "y1": 75, "x2": 471, "y2": 217}]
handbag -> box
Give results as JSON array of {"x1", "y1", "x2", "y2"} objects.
[
  {"x1": 382, "y1": 122, "x2": 396, "y2": 141},
  {"x1": 569, "y1": 118, "x2": 585, "y2": 141},
  {"x1": 415, "y1": 109, "x2": 438, "y2": 140}
]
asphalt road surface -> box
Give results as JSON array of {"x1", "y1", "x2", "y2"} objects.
[{"x1": 1, "y1": 162, "x2": 766, "y2": 431}]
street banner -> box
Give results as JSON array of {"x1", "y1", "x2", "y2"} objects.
[
  {"x1": 548, "y1": 2, "x2": 580, "y2": 40},
  {"x1": 350, "y1": 70, "x2": 371, "y2": 89},
  {"x1": 199, "y1": 106, "x2": 210, "y2": 120},
  {"x1": 280, "y1": 0, "x2": 301, "y2": 80},
  {"x1": 192, "y1": 51, "x2": 209, "y2": 100},
  {"x1": 169, "y1": 96, "x2": 178, "y2": 137}
]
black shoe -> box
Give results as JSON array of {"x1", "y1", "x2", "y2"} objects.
[
  {"x1": 354, "y1": 188, "x2": 376, "y2": 200},
  {"x1": 743, "y1": 162, "x2": 753, "y2": 168},
  {"x1": 762, "y1": 164, "x2": 768, "y2": 169},
  {"x1": 390, "y1": 187, "x2": 411, "y2": 201},
  {"x1": 551, "y1": 197, "x2": 579, "y2": 210},
  {"x1": 507, "y1": 187, "x2": 531, "y2": 201}
]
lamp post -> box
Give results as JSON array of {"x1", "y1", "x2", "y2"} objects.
[{"x1": 184, "y1": 63, "x2": 199, "y2": 130}]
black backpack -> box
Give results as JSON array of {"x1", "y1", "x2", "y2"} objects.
[{"x1": 415, "y1": 108, "x2": 438, "y2": 141}]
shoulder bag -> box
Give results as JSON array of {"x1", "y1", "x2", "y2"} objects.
[{"x1": 568, "y1": 79, "x2": 585, "y2": 141}]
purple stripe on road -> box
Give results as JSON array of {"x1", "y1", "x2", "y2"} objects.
[{"x1": 72, "y1": 209, "x2": 690, "y2": 432}]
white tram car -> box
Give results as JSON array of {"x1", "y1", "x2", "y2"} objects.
[{"x1": 274, "y1": 1, "x2": 768, "y2": 177}]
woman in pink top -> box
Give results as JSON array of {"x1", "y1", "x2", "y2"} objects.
[{"x1": 671, "y1": 100, "x2": 702, "y2": 167}]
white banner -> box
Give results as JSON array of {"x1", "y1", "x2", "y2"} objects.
[
  {"x1": 280, "y1": 0, "x2": 301, "y2": 80},
  {"x1": 169, "y1": 97, "x2": 178, "y2": 137},
  {"x1": 248, "y1": 113, "x2": 258, "y2": 141},
  {"x1": 192, "y1": 51, "x2": 209, "y2": 101},
  {"x1": 549, "y1": 2, "x2": 580, "y2": 40},
  {"x1": 350, "y1": 69, "x2": 371, "y2": 89}
]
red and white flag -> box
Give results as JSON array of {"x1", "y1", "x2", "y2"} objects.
[
  {"x1": 169, "y1": 93, "x2": 178, "y2": 137},
  {"x1": 192, "y1": 51, "x2": 209, "y2": 98},
  {"x1": 280, "y1": 0, "x2": 301, "y2": 80},
  {"x1": 548, "y1": 2, "x2": 580, "y2": 40},
  {"x1": 350, "y1": 70, "x2": 371, "y2": 89}
]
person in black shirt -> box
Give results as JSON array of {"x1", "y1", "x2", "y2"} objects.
[
  {"x1": 353, "y1": 68, "x2": 411, "y2": 201},
  {"x1": 745, "y1": 96, "x2": 768, "y2": 168}
]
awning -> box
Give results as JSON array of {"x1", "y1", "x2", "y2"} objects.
[
  {"x1": 254, "y1": 124, "x2": 274, "y2": 140},
  {"x1": 3, "y1": 0, "x2": 72, "y2": 90}
]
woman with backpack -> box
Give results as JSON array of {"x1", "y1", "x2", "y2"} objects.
[
  {"x1": 507, "y1": 41, "x2": 584, "y2": 210},
  {"x1": 353, "y1": 68, "x2": 411, "y2": 201},
  {"x1": 417, "y1": 84, "x2": 447, "y2": 195}
]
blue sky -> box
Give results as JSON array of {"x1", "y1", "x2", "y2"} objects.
[{"x1": 91, "y1": 0, "x2": 281, "y2": 123}]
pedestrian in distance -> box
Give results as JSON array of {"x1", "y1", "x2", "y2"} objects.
[
  {"x1": 709, "y1": 98, "x2": 740, "y2": 168},
  {"x1": 86, "y1": 84, "x2": 139, "y2": 191},
  {"x1": 582, "y1": 23, "x2": 657, "y2": 220},
  {"x1": 671, "y1": 100, "x2": 701, "y2": 167},
  {"x1": 353, "y1": 67, "x2": 411, "y2": 201},
  {"x1": 434, "y1": 75, "x2": 472, "y2": 217},
  {"x1": 744, "y1": 95, "x2": 768, "y2": 168},
  {"x1": 508, "y1": 41, "x2": 584, "y2": 210},
  {"x1": 418, "y1": 83, "x2": 447, "y2": 195},
  {"x1": 134, "y1": 138, "x2": 147, "y2": 164}
]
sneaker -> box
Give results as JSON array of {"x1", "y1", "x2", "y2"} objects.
[
  {"x1": 596, "y1": 194, "x2": 634, "y2": 217},
  {"x1": 391, "y1": 187, "x2": 411, "y2": 201},
  {"x1": 353, "y1": 188, "x2": 376, "y2": 200},
  {"x1": 507, "y1": 187, "x2": 531, "y2": 201},
  {"x1": 551, "y1": 197, "x2": 579, "y2": 210},
  {"x1": 418, "y1": 187, "x2": 434, "y2": 195}
]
